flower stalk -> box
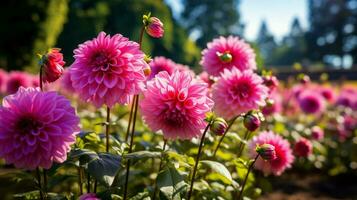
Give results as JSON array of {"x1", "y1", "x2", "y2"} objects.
[
  {"x1": 237, "y1": 154, "x2": 259, "y2": 200},
  {"x1": 187, "y1": 121, "x2": 212, "y2": 200}
]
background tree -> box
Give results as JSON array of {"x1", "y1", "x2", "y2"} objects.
[
  {"x1": 0, "y1": 0, "x2": 68, "y2": 71},
  {"x1": 58, "y1": 0, "x2": 200, "y2": 69},
  {"x1": 255, "y1": 20, "x2": 277, "y2": 65},
  {"x1": 181, "y1": 0, "x2": 243, "y2": 48},
  {"x1": 306, "y1": 0, "x2": 357, "y2": 68}
]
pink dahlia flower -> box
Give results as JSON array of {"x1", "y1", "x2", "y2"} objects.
[
  {"x1": 60, "y1": 68, "x2": 76, "y2": 94},
  {"x1": 0, "y1": 87, "x2": 80, "y2": 169},
  {"x1": 148, "y1": 57, "x2": 176, "y2": 80},
  {"x1": 140, "y1": 71, "x2": 214, "y2": 140},
  {"x1": 336, "y1": 87, "x2": 357, "y2": 110},
  {"x1": 298, "y1": 90, "x2": 325, "y2": 114},
  {"x1": 200, "y1": 36, "x2": 256, "y2": 76},
  {"x1": 319, "y1": 87, "x2": 335, "y2": 103},
  {"x1": 0, "y1": 69, "x2": 8, "y2": 94},
  {"x1": 249, "y1": 131, "x2": 294, "y2": 176},
  {"x1": 69, "y1": 32, "x2": 146, "y2": 108},
  {"x1": 212, "y1": 68, "x2": 268, "y2": 119},
  {"x1": 40, "y1": 48, "x2": 65, "y2": 83},
  {"x1": 79, "y1": 193, "x2": 100, "y2": 200},
  {"x1": 6, "y1": 71, "x2": 32, "y2": 94},
  {"x1": 294, "y1": 138, "x2": 313, "y2": 157}
]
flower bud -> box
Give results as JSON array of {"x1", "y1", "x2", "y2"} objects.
[
  {"x1": 216, "y1": 51, "x2": 233, "y2": 63},
  {"x1": 39, "y1": 48, "x2": 65, "y2": 83},
  {"x1": 243, "y1": 113, "x2": 261, "y2": 132},
  {"x1": 210, "y1": 117, "x2": 228, "y2": 136},
  {"x1": 256, "y1": 143, "x2": 277, "y2": 161},
  {"x1": 294, "y1": 138, "x2": 312, "y2": 157},
  {"x1": 143, "y1": 13, "x2": 164, "y2": 38},
  {"x1": 311, "y1": 126, "x2": 324, "y2": 140},
  {"x1": 263, "y1": 75, "x2": 279, "y2": 91},
  {"x1": 298, "y1": 74, "x2": 310, "y2": 84}
]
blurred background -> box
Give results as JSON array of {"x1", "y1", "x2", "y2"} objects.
[{"x1": 0, "y1": 0, "x2": 356, "y2": 77}]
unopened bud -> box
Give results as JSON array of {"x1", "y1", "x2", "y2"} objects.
[
  {"x1": 243, "y1": 113, "x2": 261, "y2": 132},
  {"x1": 210, "y1": 117, "x2": 228, "y2": 136},
  {"x1": 256, "y1": 143, "x2": 277, "y2": 161}
]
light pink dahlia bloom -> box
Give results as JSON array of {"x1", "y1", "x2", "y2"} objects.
[
  {"x1": 69, "y1": 32, "x2": 146, "y2": 107},
  {"x1": 140, "y1": 71, "x2": 214, "y2": 140},
  {"x1": 0, "y1": 87, "x2": 80, "y2": 169},
  {"x1": 212, "y1": 68, "x2": 268, "y2": 119},
  {"x1": 200, "y1": 36, "x2": 256, "y2": 76},
  {"x1": 6, "y1": 71, "x2": 32, "y2": 94},
  {"x1": 249, "y1": 131, "x2": 294, "y2": 176}
]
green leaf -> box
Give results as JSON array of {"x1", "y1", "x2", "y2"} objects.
[
  {"x1": 125, "y1": 151, "x2": 161, "y2": 161},
  {"x1": 87, "y1": 153, "x2": 121, "y2": 187},
  {"x1": 129, "y1": 191, "x2": 150, "y2": 200},
  {"x1": 200, "y1": 160, "x2": 233, "y2": 184},
  {"x1": 70, "y1": 148, "x2": 99, "y2": 165},
  {"x1": 157, "y1": 166, "x2": 187, "y2": 200}
]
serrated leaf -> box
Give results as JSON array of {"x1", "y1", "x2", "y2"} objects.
[
  {"x1": 157, "y1": 166, "x2": 187, "y2": 200},
  {"x1": 125, "y1": 151, "x2": 161, "y2": 161},
  {"x1": 200, "y1": 160, "x2": 233, "y2": 184},
  {"x1": 87, "y1": 153, "x2": 121, "y2": 187}
]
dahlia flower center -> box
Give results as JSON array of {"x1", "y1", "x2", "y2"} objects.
[
  {"x1": 233, "y1": 82, "x2": 252, "y2": 98},
  {"x1": 216, "y1": 51, "x2": 233, "y2": 63},
  {"x1": 16, "y1": 116, "x2": 42, "y2": 135},
  {"x1": 164, "y1": 110, "x2": 185, "y2": 127},
  {"x1": 92, "y1": 52, "x2": 114, "y2": 71}
]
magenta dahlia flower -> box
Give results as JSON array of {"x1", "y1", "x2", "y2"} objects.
[
  {"x1": 319, "y1": 86, "x2": 335, "y2": 103},
  {"x1": 69, "y1": 32, "x2": 146, "y2": 107},
  {"x1": 79, "y1": 193, "x2": 100, "y2": 200},
  {"x1": 0, "y1": 87, "x2": 80, "y2": 169},
  {"x1": 200, "y1": 36, "x2": 256, "y2": 76},
  {"x1": 294, "y1": 138, "x2": 313, "y2": 158},
  {"x1": 140, "y1": 71, "x2": 214, "y2": 140},
  {"x1": 6, "y1": 71, "x2": 32, "y2": 94},
  {"x1": 249, "y1": 131, "x2": 294, "y2": 176},
  {"x1": 212, "y1": 68, "x2": 268, "y2": 119},
  {"x1": 298, "y1": 90, "x2": 325, "y2": 114},
  {"x1": 0, "y1": 69, "x2": 8, "y2": 94},
  {"x1": 60, "y1": 68, "x2": 76, "y2": 94},
  {"x1": 262, "y1": 91, "x2": 282, "y2": 116}
]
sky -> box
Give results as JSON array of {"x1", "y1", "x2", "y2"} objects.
[{"x1": 165, "y1": 0, "x2": 308, "y2": 42}]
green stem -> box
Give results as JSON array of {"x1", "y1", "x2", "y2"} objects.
[
  {"x1": 43, "y1": 169, "x2": 47, "y2": 198},
  {"x1": 213, "y1": 116, "x2": 239, "y2": 157},
  {"x1": 36, "y1": 167, "x2": 44, "y2": 200},
  {"x1": 152, "y1": 139, "x2": 167, "y2": 199},
  {"x1": 123, "y1": 95, "x2": 139, "y2": 200},
  {"x1": 78, "y1": 167, "x2": 83, "y2": 195},
  {"x1": 87, "y1": 172, "x2": 91, "y2": 193},
  {"x1": 39, "y1": 65, "x2": 43, "y2": 91},
  {"x1": 237, "y1": 154, "x2": 259, "y2": 200},
  {"x1": 125, "y1": 96, "x2": 136, "y2": 142},
  {"x1": 187, "y1": 122, "x2": 211, "y2": 200},
  {"x1": 237, "y1": 130, "x2": 250, "y2": 157},
  {"x1": 105, "y1": 106, "x2": 111, "y2": 152}
]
